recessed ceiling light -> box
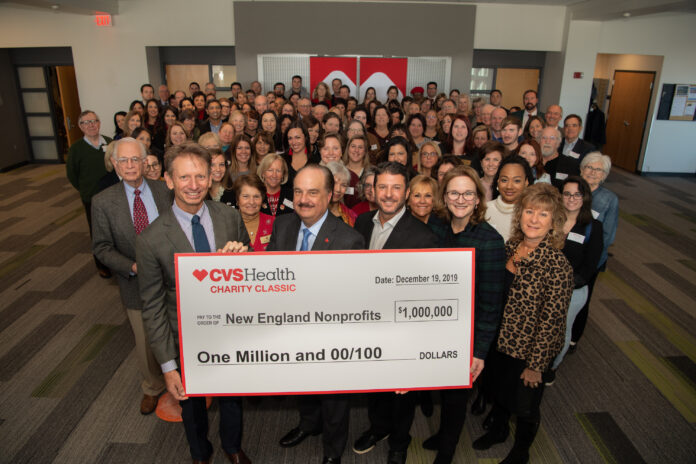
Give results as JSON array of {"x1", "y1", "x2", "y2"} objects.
[
  {"x1": 623, "y1": 12, "x2": 631, "y2": 17},
  {"x1": 51, "y1": 4, "x2": 60, "y2": 9}
]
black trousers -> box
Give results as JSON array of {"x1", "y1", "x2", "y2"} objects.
[
  {"x1": 490, "y1": 350, "x2": 545, "y2": 423},
  {"x1": 297, "y1": 394, "x2": 350, "y2": 458},
  {"x1": 180, "y1": 395, "x2": 243, "y2": 460},
  {"x1": 437, "y1": 389, "x2": 473, "y2": 455},
  {"x1": 366, "y1": 391, "x2": 417, "y2": 451},
  {"x1": 82, "y1": 200, "x2": 109, "y2": 272}
]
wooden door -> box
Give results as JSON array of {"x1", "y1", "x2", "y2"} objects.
[
  {"x1": 56, "y1": 66, "x2": 82, "y2": 147},
  {"x1": 495, "y1": 68, "x2": 540, "y2": 109},
  {"x1": 604, "y1": 71, "x2": 654, "y2": 172},
  {"x1": 165, "y1": 65, "x2": 209, "y2": 96}
]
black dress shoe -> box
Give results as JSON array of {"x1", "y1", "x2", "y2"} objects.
[
  {"x1": 279, "y1": 426, "x2": 319, "y2": 447},
  {"x1": 352, "y1": 430, "x2": 389, "y2": 454},
  {"x1": 471, "y1": 391, "x2": 487, "y2": 415},
  {"x1": 471, "y1": 428, "x2": 509, "y2": 450},
  {"x1": 322, "y1": 457, "x2": 341, "y2": 464},
  {"x1": 387, "y1": 449, "x2": 407, "y2": 464},
  {"x1": 422, "y1": 434, "x2": 439, "y2": 450}
]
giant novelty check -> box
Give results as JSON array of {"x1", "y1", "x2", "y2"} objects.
[{"x1": 175, "y1": 249, "x2": 474, "y2": 396}]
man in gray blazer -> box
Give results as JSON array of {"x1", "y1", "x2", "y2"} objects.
[
  {"x1": 269, "y1": 164, "x2": 364, "y2": 464},
  {"x1": 136, "y1": 142, "x2": 251, "y2": 464},
  {"x1": 92, "y1": 137, "x2": 171, "y2": 414}
]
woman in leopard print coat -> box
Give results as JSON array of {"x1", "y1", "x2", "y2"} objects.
[{"x1": 473, "y1": 183, "x2": 573, "y2": 464}]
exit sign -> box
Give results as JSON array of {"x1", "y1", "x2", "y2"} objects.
[{"x1": 95, "y1": 14, "x2": 112, "y2": 27}]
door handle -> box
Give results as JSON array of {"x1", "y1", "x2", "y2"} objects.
[{"x1": 623, "y1": 120, "x2": 630, "y2": 127}]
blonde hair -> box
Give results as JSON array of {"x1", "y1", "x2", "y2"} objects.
[
  {"x1": 198, "y1": 132, "x2": 222, "y2": 150},
  {"x1": 103, "y1": 141, "x2": 116, "y2": 172},
  {"x1": 256, "y1": 153, "x2": 289, "y2": 185},
  {"x1": 509, "y1": 183, "x2": 566, "y2": 249},
  {"x1": 409, "y1": 174, "x2": 442, "y2": 213}
]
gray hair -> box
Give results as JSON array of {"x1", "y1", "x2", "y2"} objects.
[
  {"x1": 325, "y1": 161, "x2": 351, "y2": 185},
  {"x1": 112, "y1": 137, "x2": 146, "y2": 160},
  {"x1": 580, "y1": 151, "x2": 612, "y2": 182}
]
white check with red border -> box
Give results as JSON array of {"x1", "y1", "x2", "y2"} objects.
[{"x1": 175, "y1": 249, "x2": 474, "y2": 396}]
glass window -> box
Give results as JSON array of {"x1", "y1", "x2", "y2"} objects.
[
  {"x1": 22, "y1": 91, "x2": 50, "y2": 113},
  {"x1": 212, "y1": 65, "x2": 237, "y2": 88},
  {"x1": 470, "y1": 68, "x2": 494, "y2": 93}
]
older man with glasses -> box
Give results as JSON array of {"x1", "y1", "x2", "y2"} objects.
[{"x1": 66, "y1": 110, "x2": 113, "y2": 278}]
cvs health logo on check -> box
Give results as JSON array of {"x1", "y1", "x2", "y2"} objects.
[{"x1": 192, "y1": 268, "x2": 244, "y2": 282}]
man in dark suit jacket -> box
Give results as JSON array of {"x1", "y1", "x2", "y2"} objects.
[
  {"x1": 197, "y1": 99, "x2": 223, "y2": 136},
  {"x1": 511, "y1": 89, "x2": 544, "y2": 130},
  {"x1": 559, "y1": 114, "x2": 595, "y2": 162},
  {"x1": 352, "y1": 162, "x2": 438, "y2": 464},
  {"x1": 270, "y1": 164, "x2": 364, "y2": 464},
  {"x1": 136, "y1": 142, "x2": 251, "y2": 464},
  {"x1": 92, "y1": 137, "x2": 171, "y2": 415}
]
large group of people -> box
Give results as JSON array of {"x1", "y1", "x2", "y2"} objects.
[{"x1": 65, "y1": 75, "x2": 619, "y2": 464}]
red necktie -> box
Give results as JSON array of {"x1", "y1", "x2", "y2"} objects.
[{"x1": 133, "y1": 189, "x2": 149, "y2": 234}]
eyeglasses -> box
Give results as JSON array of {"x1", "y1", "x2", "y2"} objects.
[
  {"x1": 80, "y1": 119, "x2": 99, "y2": 126},
  {"x1": 583, "y1": 166, "x2": 604, "y2": 174},
  {"x1": 145, "y1": 162, "x2": 160, "y2": 171},
  {"x1": 562, "y1": 192, "x2": 583, "y2": 200},
  {"x1": 421, "y1": 151, "x2": 438, "y2": 158},
  {"x1": 446, "y1": 190, "x2": 477, "y2": 201},
  {"x1": 116, "y1": 157, "x2": 144, "y2": 165}
]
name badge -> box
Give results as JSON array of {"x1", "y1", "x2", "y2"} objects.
[
  {"x1": 371, "y1": 144, "x2": 378, "y2": 150},
  {"x1": 259, "y1": 235, "x2": 271, "y2": 244},
  {"x1": 556, "y1": 172, "x2": 568, "y2": 180},
  {"x1": 283, "y1": 198, "x2": 294, "y2": 209},
  {"x1": 568, "y1": 151, "x2": 580, "y2": 159},
  {"x1": 591, "y1": 209, "x2": 599, "y2": 219},
  {"x1": 345, "y1": 187, "x2": 355, "y2": 195},
  {"x1": 567, "y1": 232, "x2": 585, "y2": 244}
]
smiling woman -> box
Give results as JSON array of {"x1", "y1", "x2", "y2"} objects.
[
  {"x1": 473, "y1": 183, "x2": 572, "y2": 463},
  {"x1": 486, "y1": 155, "x2": 533, "y2": 242},
  {"x1": 425, "y1": 165, "x2": 505, "y2": 462}
]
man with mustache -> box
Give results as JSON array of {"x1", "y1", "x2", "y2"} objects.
[
  {"x1": 352, "y1": 162, "x2": 438, "y2": 464},
  {"x1": 511, "y1": 89, "x2": 544, "y2": 129},
  {"x1": 269, "y1": 164, "x2": 364, "y2": 464}
]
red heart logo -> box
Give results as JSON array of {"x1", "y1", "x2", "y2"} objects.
[{"x1": 192, "y1": 269, "x2": 208, "y2": 281}]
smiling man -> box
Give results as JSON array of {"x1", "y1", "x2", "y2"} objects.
[
  {"x1": 353, "y1": 162, "x2": 437, "y2": 464},
  {"x1": 268, "y1": 164, "x2": 364, "y2": 464},
  {"x1": 136, "y1": 142, "x2": 251, "y2": 464},
  {"x1": 559, "y1": 114, "x2": 595, "y2": 161}
]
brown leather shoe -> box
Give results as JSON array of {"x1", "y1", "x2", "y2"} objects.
[
  {"x1": 224, "y1": 449, "x2": 251, "y2": 464},
  {"x1": 140, "y1": 394, "x2": 159, "y2": 415}
]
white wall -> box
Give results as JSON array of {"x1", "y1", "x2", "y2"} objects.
[
  {"x1": 597, "y1": 13, "x2": 696, "y2": 174},
  {"x1": 0, "y1": 0, "x2": 234, "y2": 136},
  {"x1": 556, "y1": 12, "x2": 696, "y2": 174},
  {"x1": 556, "y1": 21, "x2": 601, "y2": 121},
  {"x1": 474, "y1": 4, "x2": 566, "y2": 51}
]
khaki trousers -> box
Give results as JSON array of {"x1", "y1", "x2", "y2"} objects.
[{"x1": 126, "y1": 307, "x2": 166, "y2": 396}]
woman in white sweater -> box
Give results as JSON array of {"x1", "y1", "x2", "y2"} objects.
[{"x1": 486, "y1": 155, "x2": 534, "y2": 242}]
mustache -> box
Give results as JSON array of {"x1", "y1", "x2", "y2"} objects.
[{"x1": 296, "y1": 202, "x2": 315, "y2": 208}]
